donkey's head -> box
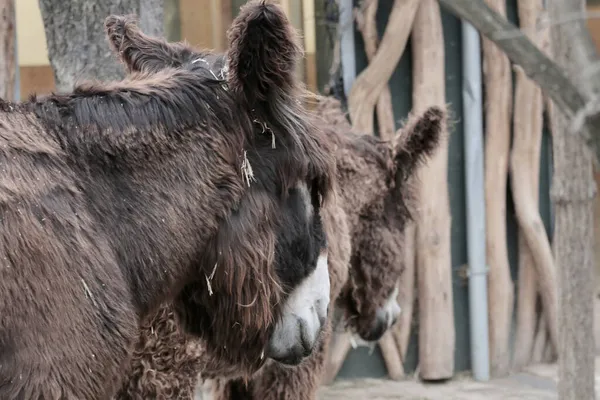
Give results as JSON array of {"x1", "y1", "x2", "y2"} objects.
[
  {"x1": 329, "y1": 104, "x2": 445, "y2": 342},
  {"x1": 105, "y1": 1, "x2": 335, "y2": 370}
]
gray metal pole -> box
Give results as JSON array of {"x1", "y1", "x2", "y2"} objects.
[
  {"x1": 338, "y1": 0, "x2": 356, "y2": 98},
  {"x1": 461, "y1": 20, "x2": 490, "y2": 382}
]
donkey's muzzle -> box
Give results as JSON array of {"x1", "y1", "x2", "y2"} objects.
[
  {"x1": 361, "y1": 287, "x2": 401, "y2": 342},
  {"x1": 266, "y1": 252, "x2": 330, "y2": 365}
]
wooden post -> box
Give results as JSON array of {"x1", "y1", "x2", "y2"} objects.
[
  {"x1": 277, "y1": 0, "x2": 305, "y2": 82},
  {"x1": 393, "y1": 222, "x2": 416, "y2": 373},
  {"x1": 412, "y1": 0, "x2": 455, "y2": 380},
  {"x1": 179, "y1": 0, "x2": 214, "y2": 49},
  {"x1": 322, "y1": 330, "x2": 353, "y2": 385},
  {"x1": 347, "y1": 0, "x2": 420, "y2": 135},
  {"x1": 0, "y1": 0, "x2": 16, "y2": 101},
  {"x1": 302, "y1": 0, "x2": 317, "y2": 93},
  {"x1": 354, "y1": 0, "x2": 396, "y2": 140},
  {"x1": 511, "y1": 0, "x2": 558, "y2": 370},
  {"x1": 210, "y1": 0, "x2": 232, "y2": 51},
  {"x1": 379, "y1": 331, "x2": 404, "y2": 380},
  {"x1": 481, "y1": 0, "x2": 514, "y2": 378}
]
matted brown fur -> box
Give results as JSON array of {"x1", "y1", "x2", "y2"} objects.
[
  {"x1": 95, "y1": 2, "x2": 443, "y2": 398},
  {"x1": 210, "y1": 98, "x2": 445, "y2": 400},
  {"x1": 0, "y1": 1, "x2": 336, "y2": 399},
  {"x1": 114, "y1": 200, "x2": 350, "y2": 399},
  {"x1": 106, "y1": 0, "x2": 335, "y2": 377},
  {"x1": 112, "y1": 92, "x2": 443, "y2": 398}
]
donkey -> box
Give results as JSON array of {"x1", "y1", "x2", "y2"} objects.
[
  {"x1": 0, "y1": 1, "x2": 335, "y2": 399},
  {"x1": 212, "y1": 97, "x2": 445, "y2": 400},
  {"x1": 100, "y1": 6, "x2": 443, "y2": 399}
]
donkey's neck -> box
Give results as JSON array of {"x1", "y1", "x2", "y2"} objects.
[
  {"x1": 74, "y1": 127, "x2": 248, "y2": 319},
  {"x1": 26, "y1": 69, "x2": 247, "y2": 167}
]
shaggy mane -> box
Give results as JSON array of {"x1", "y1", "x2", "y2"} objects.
[
  {"x1": 19, "y1": 68, "x2": 243, "y2": 165},
  {"x1": 100, "y1": 9, "x2": 335, "y2": 202}
]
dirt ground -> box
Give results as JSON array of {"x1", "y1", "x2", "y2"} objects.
[
  {"x1": 315, "y1": 299, "x2": 600, "y2": 399},
  {"x1": 196, "y1": 299, "x2": 600, "y2": 399},
  {"x1": 197, "y1": 358, "x2": 599, "y2": 399},
  {"x1": 317, "y1": 357, "x2": 600, "y2": 400}
]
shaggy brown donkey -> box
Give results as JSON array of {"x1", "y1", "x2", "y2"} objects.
[
  {"x1": 101, "y1": 3, "x2": 443, "y2": 398},
  {"x1": 0, "y1": 1, "x2": 336, "y2": 398},
  {"x1": 212, "y1": 97, "x2": 445, "y2": 400}
]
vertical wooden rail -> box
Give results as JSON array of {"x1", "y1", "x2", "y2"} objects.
[
  {"x1": 302, "y1": 0, "x2": 317, "y2": 93},
  {"x1": 347, "y1": 0, "x2": 420, "y2": 134},
  {"x1": 354, "y1": 0, "x2": 395, "y2": 140},
  {"x1": 481, "y1": 0, "x2": 514, "y2": 378},
  {"x1": 210, "y1": 0, "x2": 225, "y2": 51},
  {"x1": 179, "y1": 0, "x2": 214, "y2": 49},
  {"x1": 412, "y1": 0, "x2": 455, "y2": 380},
  {"x1": 511, "y1": 0, "x2": 559, "y2": 370}
]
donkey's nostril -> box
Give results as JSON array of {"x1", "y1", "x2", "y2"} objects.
[
  {"x1": 300, "y1": 318, "x2": 317, "y2": 351},
  {"x1": 301, "y1": 340, "x2": 312, "y2": 357},
  {"x1": 318, "y1": 314, "x2": 326, "y2": 327},
  {"x1": 388, "y1": 313, "x2": 398, "y2": 328}
]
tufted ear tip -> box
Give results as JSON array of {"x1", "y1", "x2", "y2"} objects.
[
  {"x1": 104, "y1": 14, "x2": 139, "y2": 52},
  {"x1": 226, "y1": 0, "x2": 302, "y2": 106},
  {"x1": 393, "y1": 105, "x2": 446, "y2": 178}
]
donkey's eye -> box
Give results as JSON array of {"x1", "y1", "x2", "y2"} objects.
[{"x1": 308, "y1": 180, "x2": 322, "y2": 211}]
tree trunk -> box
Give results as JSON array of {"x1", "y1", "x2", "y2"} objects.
[
  {"x1": 164, "y1": 0, "x2": 181, "y2": 42},
  {"x1": 551, "y1": 109, "x2": 596, "y2": 400},
  {"x1": 0, "y1": 0, "x2": 16, "y2": 100},
  {"x1": 139, "y1": 0, "x2": 164, "y2": 37},
  {"x1": 482, "y1": 0, "x2": 514, "y2": 378},
  {"x1": 38, "y1": 0, "x2": 164, "y2": 92},
  {"x1": 549, "y1": 1, "x2": 597, "y2": 399},
  {"x1": 412, "y1": 0, "x2": 455, "y2": 380}
]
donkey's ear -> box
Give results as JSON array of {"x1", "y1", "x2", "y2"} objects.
[
  {"x1": 393, "y1": 106, "x2": 445, "y2": 180},
  {"x1": 226, "y1": 0, "x2": 303, "y2": 106},
  {"x1": 105, "y1": 14, "x2": 192, "y2": 74},
  {"x1": 104, "y1": 15, "x2": 139, "y2": 55}
]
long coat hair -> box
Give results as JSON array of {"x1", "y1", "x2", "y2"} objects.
[{"x1": 0, "y1": 1, "x2": 335, "y2": 399}]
